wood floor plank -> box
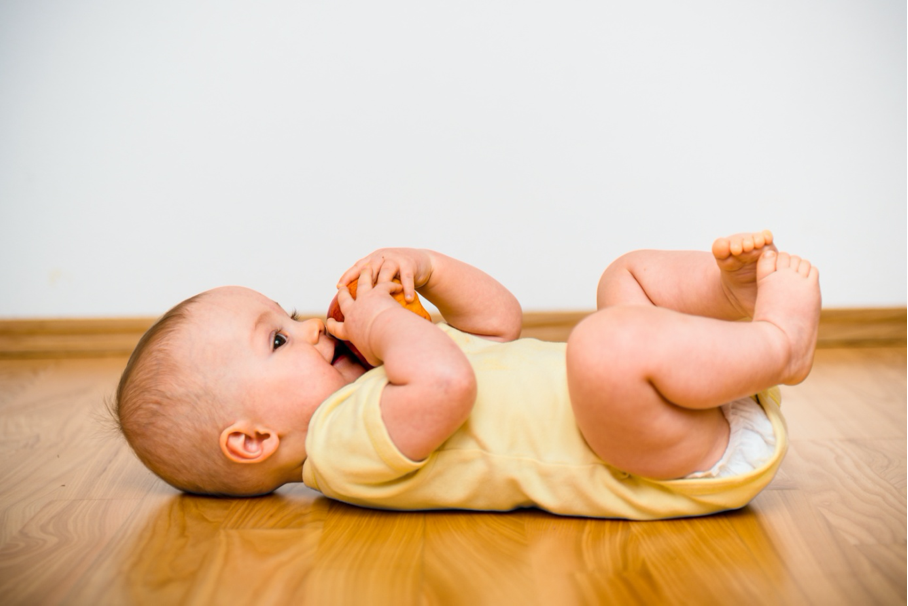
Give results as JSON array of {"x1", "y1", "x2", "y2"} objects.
[
  {"x1": 749, "y1": 490, "x2": 863, "y2": 604},
  {"x1": 83, "y1": 494, "x2": 239, "y2": 605},
  {"x1": 301, "y1": 500, "x2": 425, "y2": 606},
  {"x1": 751, "y1": 490, "x2": 903, "y2": 605},
  {"x1": 780, "y1": 348, "x2": 906, "y2": 441},
  {"x1": 574, "y1": 513, "x2": 796, "y2": 605},
  {"x1": 62, "y1": 493, "x2": 180, "y2": 605},
  {"x1": 0, "y1": 359, "x2": 58, "y2": 409},
  {"x1": 784, "y1": 440, "x2": 906, "y2": 546},
  {"x1": 0, "y1": 359, "x2": 136, "y2": 545},
  {"x1": 0, "y1": 498, "x2": 144, "y2": 605},
  {"x1": 846, "y1": 438, "x2": 907, "y2": 490},
  {"x1": 856, "y1": 542, "x2": 908, "y2": 595},
  {"x1": 522, "y1": 512, "x2": 601, "y2": 605},
  {"x1": 423, "y1": 511, "x2": 537, "y2": 606},
  {"x1": 186, "y1": 529, "x2": 317, "y2": 605},
  {"x1": 219, "y1": 491, "x2": 322, "y2": 530}
]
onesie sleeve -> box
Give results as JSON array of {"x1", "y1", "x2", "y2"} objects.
[{"x1": 302, "y1": 367, "x2": 431, "y2": 501}]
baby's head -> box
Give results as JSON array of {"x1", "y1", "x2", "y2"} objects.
[{"x1": 113, "y1": 286, "x2": 366, "y2": 496}]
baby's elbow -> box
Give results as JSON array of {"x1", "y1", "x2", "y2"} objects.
[
  {"x1": 451, "y1": 363, "x2": 478, "y2": 405},
  {"x1": 502, "y1": 311, "x2": 523, "y2": 342},
  {"x1": 436, "y1": 362, "x2": 477, "y2": 417},
  {"x1": 488, "y1": 299, "x2": 523, "y2": 342}
]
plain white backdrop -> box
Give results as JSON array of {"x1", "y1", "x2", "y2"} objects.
[{"x1": 0, "y1": 1, "x2": 904, "y2": 318}]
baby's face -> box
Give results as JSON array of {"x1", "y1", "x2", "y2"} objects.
[{"x1": 180, "y1": 286, "x2": 366, "y2": 435}]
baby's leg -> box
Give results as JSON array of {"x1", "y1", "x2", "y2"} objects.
[
  {"x1": 597, "y1": 230, "x2": 776, "y2": 320},
  {"x1": 566, "y1": 249, "x2": 820, "y2": 479}
]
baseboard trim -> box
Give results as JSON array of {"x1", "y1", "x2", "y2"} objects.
[
  {"x1": 518, "y1": 308, "x2": 908, "y2": 349},
  {"x1": 0, "y1": 308, "x2": 904, "y2": 359}
]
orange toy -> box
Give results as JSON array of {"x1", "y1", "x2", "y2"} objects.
[{"x1": 327, "y1": 278, "x2": 432, "y2": 369}]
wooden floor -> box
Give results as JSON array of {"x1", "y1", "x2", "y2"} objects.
[{"x1": 0, "y1": 347, "x2": 904, "y2": 605}]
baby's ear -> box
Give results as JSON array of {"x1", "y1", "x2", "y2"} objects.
[{"x1": 219, "y1": 422, "x2": 280, "y2": 464}]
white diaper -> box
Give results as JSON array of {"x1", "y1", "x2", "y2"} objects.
[{"x1": 686, "y1": 395, "x2": 776, "y2": 479}]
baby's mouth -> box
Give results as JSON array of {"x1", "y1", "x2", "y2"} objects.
[{"x1": 331, "y1": 339, "x2": 352, "y2": 365}]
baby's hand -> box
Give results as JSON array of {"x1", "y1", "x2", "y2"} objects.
[
  {"x1": 327, "y1": 266, "x2": 406, "y2": 367},
  {"x1": 337, "y1": 248, "x2": 434, "y2": 303}
]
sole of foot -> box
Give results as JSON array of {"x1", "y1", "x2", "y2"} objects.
[
  {"x1": 753, "y1": 249, "x2": 822, "y2": 385},
  {"x1": 712, "y1": 230, "x2": 777, "y2": 318}
]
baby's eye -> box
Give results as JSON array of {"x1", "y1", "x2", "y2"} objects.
[{"x1": 273, "y1": 332, "x2": 288, "y2": 350}]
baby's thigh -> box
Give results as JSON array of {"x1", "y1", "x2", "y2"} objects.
[{"x1": 565, "y1": 312, "x2": 728, "y2": 479}]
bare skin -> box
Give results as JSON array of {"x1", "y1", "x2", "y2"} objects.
[
  {"x1": 567, "y1": 231, "x2": 820, "y2": 480},
  {"x1": 715, "y1": 230, "x2": 820, "y2": 383},
  {"x1": 752, "y1": 247, "x2": 821, "y2": 384},
  {"x1": 712, "y1": 229, "x2": 776, "y2": 318}
]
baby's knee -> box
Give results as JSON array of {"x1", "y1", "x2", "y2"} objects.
[
  {"x1": 566, "y1": 310, "x2": 651, "y2": 419},
  {"x1": 567, "y1": 307, "x2": 655, "y2": 376}
]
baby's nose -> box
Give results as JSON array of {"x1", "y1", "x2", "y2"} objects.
[{"x1": 301, "y1": 318, "x2": 326, "y2": 343}]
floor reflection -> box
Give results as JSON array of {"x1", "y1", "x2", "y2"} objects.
[{"x1": 120, "y1": 492, "x2": 789, "y2": 605}]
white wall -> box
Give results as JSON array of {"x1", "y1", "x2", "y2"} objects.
[{"x1": 0, "y1": 0, "x2": 904, "y2": 318}]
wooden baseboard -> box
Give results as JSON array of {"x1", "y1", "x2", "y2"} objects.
[
  {"x1": 518, "y1": 308, "x2": 908, "y2": 348},
  {"x1": 0, "y1": 308, "x2": 904, "y2": 359}
]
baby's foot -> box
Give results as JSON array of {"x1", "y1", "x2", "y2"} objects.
[
  {"x1": 753, "y1": 249, "x2": 822, "y2": 385},
  {"x1": 712, "y1": 230, "x2": 777, "y2": 318}
]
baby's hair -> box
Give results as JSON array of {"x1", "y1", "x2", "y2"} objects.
[{"x1": 113, "y1": 293, "x2": 259, "y2": 496}]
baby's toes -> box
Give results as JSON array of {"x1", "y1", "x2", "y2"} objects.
[
  {"x1": 752, "y1": 231, "x2": 766, "y2": 249},
  {"x1": 729, "y1": 236, "x2": 746, "y2": 256},
  {"x1": 756, "y1": 249, "x2": 778, "y2": 281},
  {"x1": 712, "y1": 237, "x2": 732, "y2": 260},
  {"x1": 775, "y1": 252, "x2": 792, "y2": 270},
  {"x1": 741, "y1": 235, "x2": 755, "y2": 253},
  {"x1": 796, "y1": 258, "x2": 812, "y2": 278}
]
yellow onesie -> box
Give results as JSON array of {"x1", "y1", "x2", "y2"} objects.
[{"x1": 303, "y1": 324, "x2": 787, "y2": 520}]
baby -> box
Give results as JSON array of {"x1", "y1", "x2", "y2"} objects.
[{"x1": 113, "y1": 230, "x2": 821, "y2": 519}]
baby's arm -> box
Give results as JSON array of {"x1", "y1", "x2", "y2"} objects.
[
  {"x1": 328, "y1": 268, "x2": 477, "y2": 461},
  {"x1": 337, "y1": 249, "x2": 523, "y2": 342}
]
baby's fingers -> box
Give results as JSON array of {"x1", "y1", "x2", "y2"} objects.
[
  {"x1": 377, "y1": 261, "x2": 401, "y2": 286},
  {"x1": 398, "y1": 270, "x2": 416, "y2": 302},
  {"x1": 331, "y1": 286, "x2": 351, "y2": 315},
  {"x1": 338, "y1": 255, "x2": 378, "y2": 287},
  {"x1": 378, "y1": 280, "x2": 403, "y2": 297},
  {"x1": 325, "y1": 317, "x2": 347, "y2": 341},
  {"x1": 356, "y1": 266, "x2": 375, "y2": 293},
  {"x1": 337, "y1": 262, "x2": 366, "y2": 288}
]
